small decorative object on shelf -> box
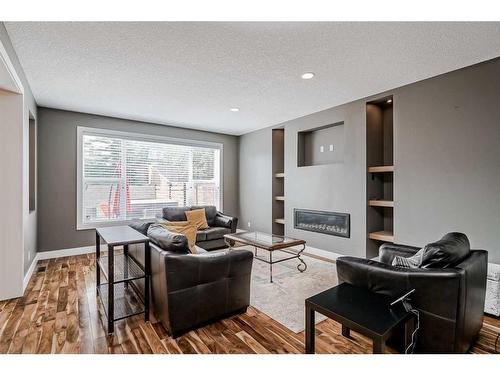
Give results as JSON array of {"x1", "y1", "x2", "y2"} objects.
[{"x1": 95, "y1": 225, "x2": 151, "y2": 334}]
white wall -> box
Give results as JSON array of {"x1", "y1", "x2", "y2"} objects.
[
  {"x1": 1, "y1": 23, "x2": 38, "y2": 279},
  {"x1": 0, "y1": 89, "x2": 25, "y2": 299}
]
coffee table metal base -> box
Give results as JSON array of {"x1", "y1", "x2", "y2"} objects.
[{"x1": 225, "y1": 239, "x2": 307, "y2": 283}]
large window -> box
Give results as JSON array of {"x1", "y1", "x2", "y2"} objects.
[{"x1": 77, "y1": 127, "x2": 222, "y2": 229}]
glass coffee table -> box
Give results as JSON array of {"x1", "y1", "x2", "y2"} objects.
[{"x1": 224, "y1": 231, "x2": 307, "y2": 283}]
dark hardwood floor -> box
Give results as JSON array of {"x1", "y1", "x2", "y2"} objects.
[{"x1": 0, "y1": 254, "x2": 498, "y2": 354}]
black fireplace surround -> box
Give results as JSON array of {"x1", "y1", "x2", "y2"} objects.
[{"x1": 294, "y1": 209, "x2": 350, "y2": 238}]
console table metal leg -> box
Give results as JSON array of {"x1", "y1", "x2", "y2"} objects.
[
  {"x1": 269, "y1": 251, "x2": 273, "y2": 283},
  {"x1": 305, "y1": 304, "x2": 315, "y2": 353},
  {"x1": 107, "y1": 244, "x2": 114, "y2": 335},
  {"x1": 342, "y1": 325, "x2": 351, "y2": 338},
  {"x1": 95, "y1": 233, "x2": 100, "y2": 288},
  {"x1": 123, "y1": 244, "x2": 129, "y2": 289},
  {"x1": 144, "y1": 241, "x2": 151, "y2": 321},
  {"x1": 373, "y1": 337, "x2": 385, "y2": 354}
]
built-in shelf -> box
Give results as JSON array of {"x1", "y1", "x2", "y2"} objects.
[
  {"x1": 272, "y1": 129, "x2": 285, "y2": 235},
  {"x1": 366, "y1": 96, "x2": 394, "y2": 258},
  {"x1": 368, "y1": 165, "x2": 394, "y2": 173},
  {"x1": 368, "y1": 200, "x2": 394, "y2": 207},
  {"x1": 369, "y1": 230, "x2": 394, "y2": 242}
]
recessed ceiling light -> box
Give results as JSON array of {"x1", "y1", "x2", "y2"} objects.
[
  {"x1": 229, "y1": 108, "x2": 240, "y2": 112},
  {"x1": 301, "y1": 72, "x2": 315, "y2": 80}
]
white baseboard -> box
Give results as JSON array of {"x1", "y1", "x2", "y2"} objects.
[
  {"x1": 301, "y1": 245, "x2": 343, "y2": 261},
  {"x1": 23, "y1": 256, "x2": 39, "y2": 291},
  {"x1": 23, "y1": 245, "x2": 98, "y2": 291},
  {"x1": 36, "y1": 245, "x2": 96, "y2": 260}
]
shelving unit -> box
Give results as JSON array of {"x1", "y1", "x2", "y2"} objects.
[
  {"x1": 272, "y1": 129, "x2": 285, "y2": 235},
  {"x1": 95, "y1": 226, "x2": 150, "y2": 334},
  {"x1": 366, "y1": 96, "x2": 394, "y2": 258}
]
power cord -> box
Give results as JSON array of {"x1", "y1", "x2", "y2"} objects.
[{"x1": 404, "y1": 309, "x2": 420, "y2": 354}]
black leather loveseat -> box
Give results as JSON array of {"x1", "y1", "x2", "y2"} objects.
[
  {"x1": 128, "y1": 222, "x2": 253, "y2": 338},
  {"x1": 161, "y1": 205, "x2": 238, "y2": 250},
  {"x1": 336, "y1": 233, "x2": 487, "y2": 353}
]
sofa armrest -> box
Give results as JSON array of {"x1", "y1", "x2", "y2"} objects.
[
  {"x1": 379, "y1": 243, "x2": 421, "y2": 264},
  {"x1": 147, "y1": 223, "x2": 190, "y2": 253},
  {"x1": 214, "y1": 212, "x2": 238, "y2": 232}
]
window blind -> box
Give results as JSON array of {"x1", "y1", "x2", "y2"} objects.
[{"x1": 79, "y1": 129, "x2": 221, "y2": 226}]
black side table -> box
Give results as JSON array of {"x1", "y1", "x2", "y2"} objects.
[
  {"x1": 96, "y1": 226, "x2": 150, "y2": 334},
  {"x1": 305, "y1": 283, "x2": 415, "y2": 354}
]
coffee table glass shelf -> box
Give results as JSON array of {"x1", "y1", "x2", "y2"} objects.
[
  {"x1": 224, "y1": 231, "x2": 307, "y2": 283},
  {"x1": 95, "y1": 225, "x2": 151, "y2": 334}
]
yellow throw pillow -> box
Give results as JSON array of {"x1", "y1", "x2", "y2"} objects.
[
  {"x1": 161, "y1": 221, "x2": 198, "y2": 254},
  {"x1": 185, "y1": 208, "x2": 209, "y2": 230}
]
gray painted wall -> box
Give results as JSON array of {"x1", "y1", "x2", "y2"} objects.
[
  {"x1": 0, "y1": 23, "x2": 38, "y2": 274},
  {"x1": 239, "y1": 57, "x2": 500, "y2": 262},
  {"x1": 37, "y1": 108, "x2": 239, "y2": 252},
  {"x1": 238, "y1": 127, "x2": 273, "y2": 234},
  {"x1": 394, "y1": 58, "x2": 500, "y2": 261}
]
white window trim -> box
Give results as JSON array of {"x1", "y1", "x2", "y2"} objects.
[{"x1": 76, "y1": 126, "x2": 224, "y2": 230}]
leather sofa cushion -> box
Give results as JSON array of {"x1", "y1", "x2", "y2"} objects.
[
  {"x1": 196, "y1": 231, "x2": 207, "y2": 242},
  {"x1": 191, "y1": 205, "x2": 217, "y2": 226},
  {"x1": 147, "y1": 223, "x2": 190, "y2": 254},
  {"x1": 197, "y1": 227, "x2": 231, "y2": 241},
  {"x1": 162, "y1": 206, "x2": 191, "y2": 221},
  {"x1": 421, "y1": 232, "x2": 470, "y2": 269}
]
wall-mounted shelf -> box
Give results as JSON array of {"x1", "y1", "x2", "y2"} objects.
[
  {"x1": 369, "y1": 200, "x2": 393, "y2": 207},
  {"x1": 369, "y1": 231, "x2": 394, "y2": 242},
  {"x1": 275, "y1": 196, "x2": 285, "y2": 201},
  {"x1": 275, "y1": 218, "x2": 285, "y2": 225},
  {"x1": 368, "y1": 165, "x2": 394, "y2": 173},
  {"x1": 275, "y1": 172, "x2": 285, "y2": 178}
]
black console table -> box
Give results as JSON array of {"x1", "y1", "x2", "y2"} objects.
[
  {"x1": 305, "y1": 283, "x2": 415, "y2": 354},
  {"x1": 95, "y1": 226, "x2": 150, "y2": 334}
]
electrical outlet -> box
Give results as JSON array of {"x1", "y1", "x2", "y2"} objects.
[
  {"x1": 320, "y1": 146, "x2": 324, "y2": 153},
  {"x1": 329, "y1": 144, "x2": 334, "y2": 151},
  {"x1": 247, "y1": 222, "x2": 251, "y2": 228}
]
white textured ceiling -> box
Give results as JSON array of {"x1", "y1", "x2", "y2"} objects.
[{"x1": 5, "y1": 22, "x2": 500, "y2": 135}]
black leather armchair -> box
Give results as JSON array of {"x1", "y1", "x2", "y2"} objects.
[
  {"x1": 149, "y1": 243, "x2": 253, "y2": 337},
  {"x1": 337, "y1": 242, "x2": 488, "y2": 353},
  {"x1": 128, "y1": 223, "x2": 253, "y2": 338}
]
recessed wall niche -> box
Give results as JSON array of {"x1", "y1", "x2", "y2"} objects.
[{"x1": 297, "y1": 121, "x2": 344, "y2": 167}]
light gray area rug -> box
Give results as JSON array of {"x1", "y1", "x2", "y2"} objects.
[{"x1": 242, "y1": 246, "x2": 338, "y2": 333}]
